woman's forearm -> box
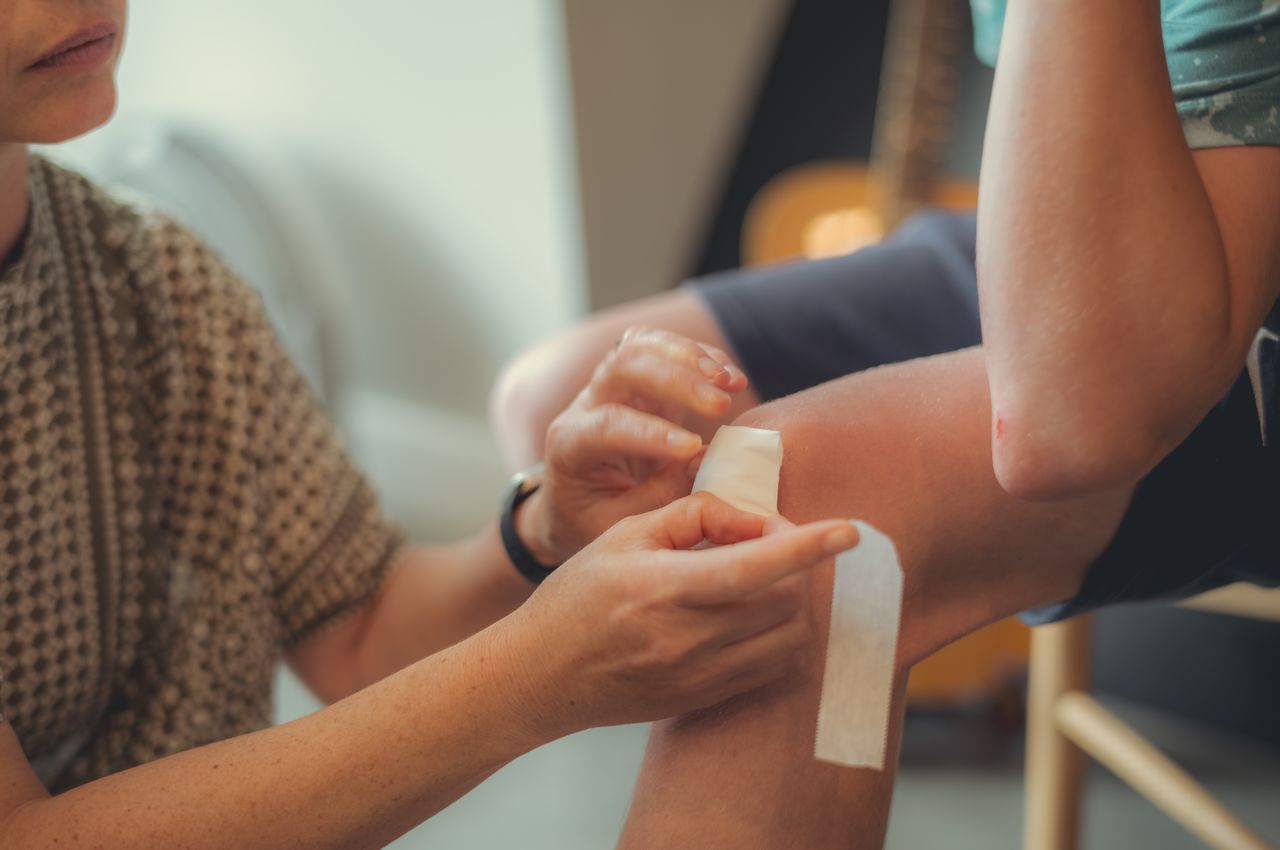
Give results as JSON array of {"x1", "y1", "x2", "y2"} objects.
[
  {"x1": 289, "y1": 521, "x2": 535, "y2": 702},
  {"x1": 976, "y1": 0, "x2": 1241, "y2": 497},
  {"x1": 3, "y1": 492, "x2": 848, "y2": 849},
  {"x1": 4, "y1": 625, "x2": 548, "y2": 850},
  {"x1": 352, "y1": 522, "x2": 536, "y2": 684}
]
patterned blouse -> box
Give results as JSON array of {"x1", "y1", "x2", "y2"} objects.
[{"x1": 0, "y1": 157, "x2": 404, "y2": 791}]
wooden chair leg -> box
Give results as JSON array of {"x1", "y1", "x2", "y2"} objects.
[
  {"x1": 1024, "y1": 615, "x2": 1092, "y2": 850},
  {"x1": 1054, "y1": 692, "x2": 1272, "y2": 850}
]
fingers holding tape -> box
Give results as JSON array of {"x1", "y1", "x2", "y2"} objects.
[{"x1": 691, "y1": 424, "x2": 905, "y2": 771}]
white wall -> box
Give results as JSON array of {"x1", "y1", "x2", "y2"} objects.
[
  {"x1": 58, "y1": 0, "x2": 587, "y2": 538},
  {"x1": 129, "y1": 0, "x2": 585, "y2": 398},
  {"x1": 52, "y1": 2, "x2": 786, "y2": 540},
  {"x1": 565, "y1": 0, "x2": 787, "y2": 308}
]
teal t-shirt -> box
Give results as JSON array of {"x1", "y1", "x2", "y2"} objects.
[{"x1": 970, "y1": 0, "x2": 1280, "y2": 149}]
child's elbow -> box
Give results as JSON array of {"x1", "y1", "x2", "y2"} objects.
[{"x1": 991, "y1": 409, "x2": 1165, "y2": 501}]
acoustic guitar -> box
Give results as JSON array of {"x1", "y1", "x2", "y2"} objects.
[{"x1": 744, "y1": 0, "x2": 977, "y2": 263}]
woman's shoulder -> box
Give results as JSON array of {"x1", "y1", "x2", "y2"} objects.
[{"x1": 35, "y1": 155, "x2": 266, "y2": 327}]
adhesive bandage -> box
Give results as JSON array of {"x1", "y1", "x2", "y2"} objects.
[
  {"x1": 692, "y1": 425, "x2": 904, "y2": 770},
  {"x1": 691, "y1": 426, "x2": 782, "y2": 516}
]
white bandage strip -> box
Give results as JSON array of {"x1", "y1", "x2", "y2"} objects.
[
  {"x1": 691, "y1": 426, "x2": 782, "y2": 516},
  {"x1": 691, "y1": 425, "x2": 903, "y2": 770},
  {"x1": 814, "y1": 521, "x2": 902, "y2": 769}
]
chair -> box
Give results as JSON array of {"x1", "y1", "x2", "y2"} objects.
[{"x1": 1024, "y1": 585, "x2": 1280, "y2": 850}]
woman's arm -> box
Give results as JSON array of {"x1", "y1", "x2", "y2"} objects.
[
  {"x1": 0, "y1": 495, "x2": 855, "y2": 850},
  {"x1": 977, "y1": 0, "x2": 1280, "y2": 499},
  {"x1": 288, "y1": 529, "x2": 534, "y2": 704},
  {"x1": 0, "y1": 624, "x2": 536, "y2": 850}
]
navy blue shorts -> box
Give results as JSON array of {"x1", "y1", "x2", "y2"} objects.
[{"x1": 691, "y1": 211, "x2": 1280, "y2": 623}]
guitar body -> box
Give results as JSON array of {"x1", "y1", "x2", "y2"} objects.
[{"x1": 742, "y1": 161, "x2": 977, "y2": 267}]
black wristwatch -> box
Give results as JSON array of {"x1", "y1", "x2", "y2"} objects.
[{"x1": 499, "y1": 463, "x2": 560, "y2": 585}]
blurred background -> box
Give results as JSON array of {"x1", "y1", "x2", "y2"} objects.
[{"x1": 47, "y1": 1, "x2": 1280, "y2": 847}]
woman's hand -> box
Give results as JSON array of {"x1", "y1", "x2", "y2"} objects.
[
  {"x1": 520, "y1": 326, "x2": 750, "y2": 563},
  {"x1": 496, "y1": 493, "x2": 859, "y2": 737}
]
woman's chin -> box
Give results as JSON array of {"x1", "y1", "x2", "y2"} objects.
[{"x1": 22, "y1": 85, "x2": 117, "y2": 145}]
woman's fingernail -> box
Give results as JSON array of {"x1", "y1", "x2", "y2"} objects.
[
  {"x1": 822, "y1": 525, "x2": 859, "y2": 554},
  {"x1": 686, "y1": 453, "x2": 705, "y2": 478},
  {"x1": 668, "y1": 430, "x2": 702, "y2": 453},
  {"x1": 698, "y1": 357, "x2": 726, "y2": 379},
  {"x1": 697, "y1": 382, "x2": 730, "y2": 406}
]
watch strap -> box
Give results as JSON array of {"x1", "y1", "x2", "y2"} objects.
[{"x1": 499, "y1": 474, "x2": 559, "y2": 585}]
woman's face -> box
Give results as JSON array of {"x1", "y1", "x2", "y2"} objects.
[{"x1": 0, "y1": 0, "x2": 127, "y2": 145}]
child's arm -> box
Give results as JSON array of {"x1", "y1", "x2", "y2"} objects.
[{"x1": 976, "y1": 0, "x2": 1280, "y2": 499}]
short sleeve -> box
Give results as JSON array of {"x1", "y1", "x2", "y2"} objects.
[
  {"x1": 154, "y1": 222, "x2": 407, "y2": 648},
  {"x1": 970, "y1": 0, "x2": 1006, "y2": 68},
  {"x1": 1164, "y1": 1, "x2": 1280, "y2": 149},
  {"x1": 969, "y1": 0, "x2": 1280, "y2": 149},
  {"x1": 245, "y1": 296, "x2": 407, "y2": 647},
  {"x1": 240, "y1": 276, "x2": 406, "y2": 647}
]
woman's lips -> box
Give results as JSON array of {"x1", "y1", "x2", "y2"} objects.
[{"x1": 27, "y1": 23, "x2": 118, "y2": 72}]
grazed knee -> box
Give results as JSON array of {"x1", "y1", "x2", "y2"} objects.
[{"x1": 729, "y1": 398, "x2": 944, "y2": 672}]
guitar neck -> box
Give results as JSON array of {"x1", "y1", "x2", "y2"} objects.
[{"x1": 869, "y1": 0, "x2": 965, "y2": 230}]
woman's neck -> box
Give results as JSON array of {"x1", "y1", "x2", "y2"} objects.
[{"x1": 0, "y1": 145, "x2": 31, "y2": 270}]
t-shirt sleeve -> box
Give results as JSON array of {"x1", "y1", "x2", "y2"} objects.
[
  {"x1": 969, "y1": 0, "x2": 1280, "y2": 149},
  {"x1": 156, "y1": 222, "x2": 407, "y2": 648},
  {"x1": 1164, "y1": 2, "x2": 1280, "y2": 149},
  {"x1": 969, "y1": 0, "x2": 1006, "y2": 68},
  {"x1": 245, "y1": 291, "x2": 407, "y2": 648}
]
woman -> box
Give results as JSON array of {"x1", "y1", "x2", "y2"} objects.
[{"x1": 0, "y1": 2, "x2": 861, "y2": 846}]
